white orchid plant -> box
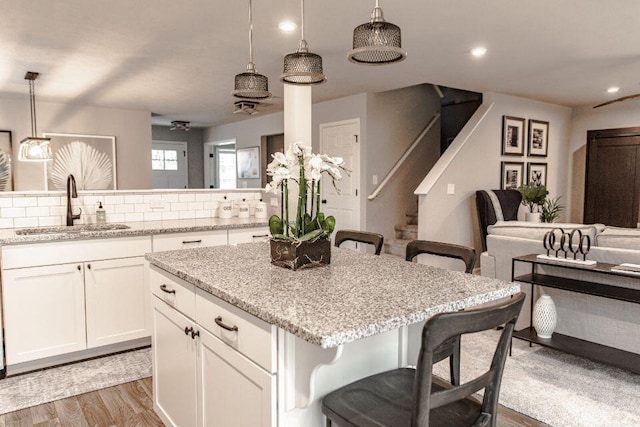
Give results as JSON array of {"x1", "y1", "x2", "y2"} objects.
[{"x1": 265, "y1": 142, "x2": 348, "y2": 243}]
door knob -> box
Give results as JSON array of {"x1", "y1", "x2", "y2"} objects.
[{"x1": 321, "y1": 199, "x2": 327, "y2": 204}]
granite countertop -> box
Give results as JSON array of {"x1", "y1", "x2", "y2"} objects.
[
  {"x1": 0, "y1": 218, "x2": 268, "y2": 245},
  {"x1": 146, "y1": 243, "x2": 520, "y2": 348}
]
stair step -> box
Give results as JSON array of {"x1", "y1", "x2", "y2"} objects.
[
  {"x1": 395, "y1": 224, "x2": 417, "y2": 240},
  {"x1": 405, "y1": 211, "x2": 418, "y2": 226},
  {"x1": 383, "y1": 238, "x2": 411, "y2": 257}
]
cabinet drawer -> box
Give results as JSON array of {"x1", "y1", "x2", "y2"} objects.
[
  {"x1": 150, "y1": 265, "x2": 196, "y2": 320},
  {"x1": 2, "y1": 236, "x2": 152, "y2": 269},
  {"x1": 195, "y1": 288, "x2": 276, "y2": 373},
  {"x1": 152, "y1": 230, "x2": 227, "y2": 252},
  {"x1": 227, "y1": 227, "x2": 270, "y2": 245}
]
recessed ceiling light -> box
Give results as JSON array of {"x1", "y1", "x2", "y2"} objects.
[
  {"x1": 607, "y1": 87, "x2": 620, "y2": 93},
  {"x1": 470, "y1": 46, "x2": 487, "y2": 57},
  {"x1": 279, "y1": 21, "x2": 297, "y2": 32}
]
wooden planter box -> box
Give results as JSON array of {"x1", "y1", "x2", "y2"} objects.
[{"x1": 269, "y1": 238, "x2": 331, "y2": 270}]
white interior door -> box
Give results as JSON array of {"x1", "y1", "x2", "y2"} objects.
[
  {"x1": 320, "y1": 119, "x2": 360, "y2": 243},
  {"x1": 152, "y1": 141, "x2": 188, "y2": 189}
]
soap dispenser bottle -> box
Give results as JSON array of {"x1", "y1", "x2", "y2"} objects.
[{"x1": 96, "y1": 202, "x2": 106, "y2": 224}]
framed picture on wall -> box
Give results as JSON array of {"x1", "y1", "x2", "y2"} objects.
[
  {"x1": 0, "y1": 130, "x2": 13, "y2": 191},
  {"x1": 502, "y1": 116, "x2": 526, "y2": 156},
  {"x1": 237, "y1": 146, "x2": 260, "y2": 179},
  {"x1": 528, "y1": 119, "x2": 549, "y2": 157},
  {"x1": 43, "y1": 133, "x2": 117, "y2": 191},
  {"x1": 527, "y1": 162, "x2": 547, "y2": 186},
  {"x1": 501, "y1": 161, "x2": 524, "y2": 190}
]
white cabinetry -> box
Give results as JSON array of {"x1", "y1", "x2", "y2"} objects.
[
  {"x1": 228, "y1": 227, "x2": 270, "y2": 245},
  {"x1": 2, "y1": 263, "x2": 86, "y2": 364},
  {"x1": 1, "y1": 237, "x2": 152, "y2": 369},
  {"x1": 150, "y1": 265, "x2": 276, "y2": 427},
  {"x1": 153, "y1": 230, "x2": 227, "y2": 252}
]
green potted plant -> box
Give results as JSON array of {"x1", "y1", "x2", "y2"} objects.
[
  {"x1": 517, "y1": 184, "x2": 548, "y2": 222},
  {"x1": 264, "y1": 143, "x2": 347, "y2": 270},
  {"x1": 540, "y1": 196, "x2": 563, "y2": 223}
]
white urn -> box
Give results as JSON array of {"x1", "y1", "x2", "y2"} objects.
[{"x1": 533, "y1": 294, "x2": 557, "y2": 339}]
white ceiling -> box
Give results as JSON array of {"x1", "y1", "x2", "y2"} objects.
[{"x1": 1, "y1": 0, "x2": 638, "y2": 127}]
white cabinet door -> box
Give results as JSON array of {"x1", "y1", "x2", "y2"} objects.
[
  {"x1": 3, "y1": 263, "x2": 86, "y2": 364},
  {"x1": 227, "y1": 227, "x2": 270, "y2": 245},
  {"x1": 198, "y1": 328, "x2": 275, "y2": 427},
  {"x1": 85, "y1": 257, "x2": 150, "y2": 348},
  {"x1": 153, "y1": 297, "x2": 198, "y2": 427}
]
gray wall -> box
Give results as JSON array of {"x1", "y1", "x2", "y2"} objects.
[
  {"x1": 152, "y1": 125, "x2": 204, "y2": 189},
  {"x1": 0, "y1": 97, "x2": 152, "y2": 190},
  {"x1": 365, "y1": 84, "x2": 441, "y2": 239}
]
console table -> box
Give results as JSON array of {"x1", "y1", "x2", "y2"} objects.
[{"x1": 512, "y1": 254, "x2": 640, "y2": 374}]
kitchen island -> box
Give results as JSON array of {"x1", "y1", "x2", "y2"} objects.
[{"x1": 147, "y1": 243, "x2": 519, "y2": 426}]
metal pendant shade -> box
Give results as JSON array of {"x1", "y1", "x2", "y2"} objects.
[
  {"x1": 281, "y1": 0, "x2": 326, "y2": 85},
  {"x1": 233, "y1": 0, "x2": 271, "y2": 100},
  {"x1": 348, "y1": 1, "x2": 406, "y2": 65},
  {"x1": 18, "y1": 71, "x2": 52, "y2": 162}
]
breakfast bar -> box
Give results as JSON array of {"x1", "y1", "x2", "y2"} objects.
[{"x1": 146, "y1": 243, "x2": 520, "y2": 426}]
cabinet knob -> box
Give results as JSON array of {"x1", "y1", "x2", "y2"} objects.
[
  {"x1": 87, "y1": 264, "x2": 91, "y2": 270},
  {"x1": 77, "y1": 265, "x2": 81, "y2": 271},
  {"x1": 191, "y1": 329, "x2": 200, "y2": 339},
  {"x1": 184, "y1": 326, "x2": 193, "y2": 336}
]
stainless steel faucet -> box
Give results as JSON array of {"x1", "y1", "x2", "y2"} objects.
[{"x1": 66, "y1": 174, "x2": 82, "y2": 226}]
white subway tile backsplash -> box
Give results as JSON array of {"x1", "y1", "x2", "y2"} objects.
[
  {"x1": 161, "y1": 211, "x2": 180, "y2": 220},
  {"x1": 26, "y1": 206, "x2": 50, "y2": 217},
  {"x1": 115, "y1": 204, "x2": 135, "y2": 214},
  {"x1": 170, "y1": 202, "x2": 185, "y2": 212},
  {"x1": 13, "y1": 197, "x2": 38, "y2": 207},
  {"x1": 179, "y1": 193, "x2": 196, "y2": 203},
  {"x1": 125, "y1": 212, "x2": 144, "y2": 222},
  {"x1": 14, "y1": 217, "x2": 39, "y2": 228},
  {"x1": 39, "y1": 216, "x2": 62, "y2": 227},
  {"x1": 37, "y1": 197, "x2": 58, "y2": 207},
  {"x1": 125, "y1": 195, "x2": 144, "y2": 204},
  {"x1": 0, "y1": 198, "x2": 12, "y2": 208},
  {"x1": 105, "y1": 195, "x2": 124, "y2": 205},
  {"x1": 143, "y1": 212, "x2": 162, "y2": 221},
  {"x1": 187, "y1": 202, "x2": 204, "y2": 211},
  {"x1": 135, "y1": 203, "x2": 150, "y2": 213},
  {"x1": 195, "y1": 193, "x2": 211, "y2": 202},
  {"x1": 2, "y1": 207, "x2": 26, "y2": 218},
  {"x1": 162, "y1": 194, "x2": 179, "y2": 203},
  {"x1": 179, "y1": 211, "x2": 196, "y2": 219},
  {"x1": 0, "y1": 218, "x2": 14, "y2": 228},
  {"x1": 195, "y1": 210, "x2": 211, "y2": 218},
  {"x1": 143, "y1": 195, "x2": 161, "y2": 203},
  {"x1": 108, "y1": 213, "x2": 126, "y2": 223}
]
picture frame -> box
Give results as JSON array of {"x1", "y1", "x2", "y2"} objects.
[
  {"x1": 236, "y1": 146, "x2": 260, "y2": 179},
  {"x1": 502, "y1": 116, "x2": 526, "y2": 156},
  {"x1": 0, "y1": 130, "x2": 13, "y2": 191},
  {"x1": 528, "y1": 119, "x2": 549, "y2": 157},
  {"x1": 501, "y1": 161, "x2": 524, "y2": 190},
  {"x1": 527, "y1": 162, "x2": 547, "y2": 186},
  {"x1": 43, "y1": 132, "x2": 117, "y2": 190}
]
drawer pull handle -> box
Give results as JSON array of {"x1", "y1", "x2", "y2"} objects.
[
  {"x1": 182, "y1": 239, "x2": 203, "y2": 244},
  {"x1": 184, "y1": 326, "x2": 193, "y2": 335},
  {"x1": 215, "y1": 316, "x2": 238, "y2": 332},
  {"x1": 191, "y1": 329, "x2": 200, "y2": 339},
  {"x1": 160, "y1": 284, "x2": 176, "y2": 294},
  {"x1": 252, "y1": 234, "x2": 269, "y2": 238}
]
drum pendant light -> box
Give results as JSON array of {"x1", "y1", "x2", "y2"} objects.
[
  {"x1": 348, "y1": 0, "x2": 407, "y2": 65},
  {"x1": 18, "y1": 72, "x2": 52, "y2": 162},
  {"x1": 281, "y1": 0, "x2": 326, "y2": 85},
  {"x1": 233, "y1": 0, "x2": 271, "y2": 100}
]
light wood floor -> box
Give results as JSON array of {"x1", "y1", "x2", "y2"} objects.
[{"x1": 0, "y1": 377, "x2": 547, "y2": 427}]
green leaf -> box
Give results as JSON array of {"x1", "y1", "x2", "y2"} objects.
[
  {"x1": 298, "y1": 229, "x2": 324, "y2": 242},
  {"x1": 324, "y1": 215, "x2": 336, "y2": 233},
  {"x1": 269, "y1": 215, "x2": 284, "y2": 236}
]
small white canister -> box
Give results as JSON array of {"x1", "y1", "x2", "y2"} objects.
[
  {"x1": 238, "y1": 198, "x2": 250, "y2": 218},
  {"x1": 255, "y1": 199, "x2": 268, "y2": 218},
  {"x1": 219, "y1": 197, "x2": 233, "y2": 219}
]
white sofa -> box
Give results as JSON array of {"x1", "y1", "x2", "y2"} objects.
[{"x1": 481, "y1": 221, "x2": 640, "y2": 354}]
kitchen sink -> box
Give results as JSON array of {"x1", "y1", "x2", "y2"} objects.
[{"x1": 15, "y1": 223, "x2": 131, "y2": 235}]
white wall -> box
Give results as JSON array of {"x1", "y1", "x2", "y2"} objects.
[
  {"x1": 568, "y1": 103, "x2": 640, "y2": 222},
  {"x1": 417, "y1": 92, "x2": 573, "y2": 257},
  {"x1": 0, "y1": 97, "x2": 152, "y2": 190}
]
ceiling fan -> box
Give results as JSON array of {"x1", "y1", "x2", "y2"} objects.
[{"x1": 593, "y1": 93, "x2": 640, "y2": 108}]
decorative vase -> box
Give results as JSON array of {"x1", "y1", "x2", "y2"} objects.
[
  {"x1": 269, "y1": 238, "x2": 331, "y2": 270},
  {"x1": 533, "y1": 294, "x2": 557, "y2": 339},
  {"x1": 526, "y1": 212, "x2": 541, "y2": 222}
]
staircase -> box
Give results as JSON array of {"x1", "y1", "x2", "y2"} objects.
[{"x1": 383, "y1": 211, "x2": 418, "y2": 257}]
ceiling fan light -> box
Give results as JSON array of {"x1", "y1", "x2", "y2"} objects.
[
  {"x1": 348, "y1": 4, "x2": 406, "y2": 65},
  {"x1": 18, "y1": 137, "x2": 52, "y2": 162}
]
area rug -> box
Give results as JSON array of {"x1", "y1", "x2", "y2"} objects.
[
  {"x1": 433, "y1": 330, "x2": 640, "y2": 427},
  {"x1": 0, "y1": 347, "x2": 152, "y2": 415}
]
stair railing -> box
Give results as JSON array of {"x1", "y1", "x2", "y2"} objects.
[{"x1": 367, "y1": 113, "x2": 441, "y2": 201}]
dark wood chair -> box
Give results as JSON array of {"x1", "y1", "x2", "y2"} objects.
[
  {"x1": 322, "y1": 292, "x2": 525, "y2": 427},
  {"x1": 405, "y1": 240, "x2": 477, "y2": 386},
  {"x1": 334, "y1": 230, "x2": 384, "y2": 255}
]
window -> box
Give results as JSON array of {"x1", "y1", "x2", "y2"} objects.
[{"x1": 152, "y1": 149, "x2": 179, "y2": 170}]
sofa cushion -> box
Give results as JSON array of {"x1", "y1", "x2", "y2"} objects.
[
  {"x1": 487, "y1": 221, "x2": 604, "y2": 242},
  {"x1": 596, "y1": 226, "x2": 640, "y2": 250}
]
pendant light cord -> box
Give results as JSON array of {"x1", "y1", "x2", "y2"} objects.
[
  {"x1": 248, "y1": 0, "x2": 253, "y2": 65},
  {"x1": 29, "y1": 79, "x2": 37, "y2": 137},
  {"x1": 300, "y1": 0, "x2": 304, "y2": 41}
]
